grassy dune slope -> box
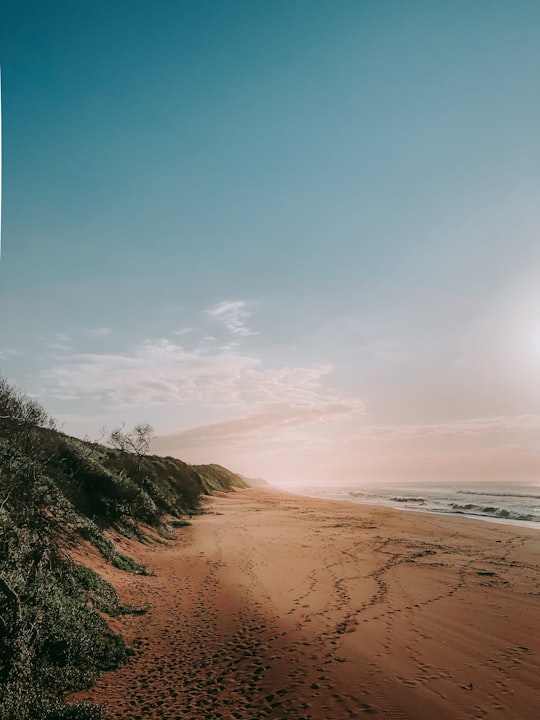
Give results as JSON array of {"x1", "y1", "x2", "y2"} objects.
[
  {"x1": 0, "y1": 377, "x2": 248, "y2": 719},
  {"x1": 193, "y1": 463, "x2": 250, "y2": 494}
]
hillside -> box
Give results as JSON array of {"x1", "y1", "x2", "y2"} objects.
[
  {"x1": 193, "y1": 463, "x2": 250, "y2": 494},
  {"x1": 0, "y1": 377, "x2": 249, "y2": 719}
]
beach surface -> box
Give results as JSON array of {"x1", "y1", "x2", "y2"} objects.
[{"x1": 72, "y1": 488, "x2": 540, "y2": 719}]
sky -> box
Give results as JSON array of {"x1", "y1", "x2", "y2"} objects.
[{"x1": 1, "y1": 0, "x2": 540, "y2": 487}]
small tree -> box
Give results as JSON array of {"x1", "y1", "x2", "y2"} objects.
[
  {"x1": 108, "y1": 422, "x2": 155, "y2": 473},
  {"x1": 0, "y1": 377, "x2": 56, "y2": 452}
]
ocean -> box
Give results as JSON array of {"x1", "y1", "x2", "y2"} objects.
[{"x1": 293, "y1": 481, "x2": 540, "y2": 529}]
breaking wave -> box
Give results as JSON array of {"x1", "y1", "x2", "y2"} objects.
[
  {"x1": 390, "y1": 496, "x2": 425, "y2": 504},
  {"x1": 456, "y1": 490, "x2": 540, "y2": 500},
  {"x1": 448, "y1": 502, "x2": 537, "y2": 523},
  {"x1": 302, "y1": 482, "x2": 540, "y2": 528}
]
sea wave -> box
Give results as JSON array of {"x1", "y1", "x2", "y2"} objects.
[
  {"x1": 456, "y1": 490, "x2": 540, "y2": 500},
  {"x1": 448, "y1": 502, "x2": 538, "y2": 523},
  {"x1": 310, "y1": 484, "x2": 540, "y2": 528},
  {"x1": 390, "y1": 496, "x2": 426, "y2": 504}
]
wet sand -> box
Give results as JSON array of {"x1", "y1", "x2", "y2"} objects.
[{"x1": 72, "y1": 488, "x2": 540, "y2": 719}]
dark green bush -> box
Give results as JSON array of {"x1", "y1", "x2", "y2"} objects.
[{"x1": 0, "y1": 375, "x2": 210, "y2": 719}]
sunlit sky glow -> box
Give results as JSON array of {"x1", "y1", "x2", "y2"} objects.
[{"x1": 1, "y1": 1, "x2": 540, "y2": 486}]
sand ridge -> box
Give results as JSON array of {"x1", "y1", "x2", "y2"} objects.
[{"x1": 72, "y1": 488, "x2": 540, "y2": 719}]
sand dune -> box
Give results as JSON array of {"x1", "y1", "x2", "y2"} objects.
[{"x1": 72, "y1": 488, "x2": 540, "y2": 719}]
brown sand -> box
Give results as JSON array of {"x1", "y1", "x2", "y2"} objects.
[{"x1": 72, "y1": 488, "x2": 540, "y2": 719}]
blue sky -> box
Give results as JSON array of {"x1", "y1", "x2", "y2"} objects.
[{"x1": 2, "y1": 1, "x2": 540, "y2": 485}]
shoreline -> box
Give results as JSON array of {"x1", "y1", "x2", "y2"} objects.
[
  {"x1": 72, "y1": 487, "x2": 540, "y2": 719},
  {"x1": 283, "y1": 485, "x2": 540, "y2": 530},
  {"x1": 311, "y1": 494, "x2": 540, "y2": 530}
]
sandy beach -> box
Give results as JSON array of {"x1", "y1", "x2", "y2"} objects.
[{"x1": 72, "y1": 488, "x2": 540, "y2": 719}]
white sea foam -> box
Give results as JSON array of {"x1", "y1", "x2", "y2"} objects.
[{"x1": 293, "y1": 481, "x2": 540, "y2": 529}]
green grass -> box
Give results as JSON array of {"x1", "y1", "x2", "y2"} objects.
[{"x1": 0, "y1": 375, "x2": 249, "y2": 719}]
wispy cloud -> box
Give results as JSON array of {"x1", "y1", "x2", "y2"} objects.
[
  {"x1": 207, "y1": 300, "x2": 257, "y2": 337},
  {"x1": 37, "y1": 302, "x2": 365, "y2": 456},
  {"x1": 47, "y1": 342, "x2": 73, "y2": 352},
  {"x1": 0, "y1": 348, "x2": 19, "y2": 360},
  {"x1": 40, "y1": 337, "x2": 358, "y2": 419},
  {"x1": 360, "y1": 415, "x2": 540, "y2": 440},
  {"x1": 81, "y1": 327, "x2": 112, "y2": 338},
  {"x1": 153, "y1": 398, "x2": 363, "y2": 455},
  {"x1": 41, "y1": 339, "x2": 256, "y2": 407},
  {"x1": 43, "y1": 332, "x2": 73, "y2": 352}
]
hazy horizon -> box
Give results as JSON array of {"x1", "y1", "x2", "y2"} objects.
[{"x1": 2, "y1": 2, "x2": 540, "y2": 487}]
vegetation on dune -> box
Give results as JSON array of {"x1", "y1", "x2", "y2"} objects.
[
  {"x1": 193, "y1": 463, "x2": 250, "y2": 494},
  {"x1": 0, "y1": 379, "x2": 133, "y2": 718},
  {"x1": 0, "y1": 376, "x2": 249, "y2": 719}
]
